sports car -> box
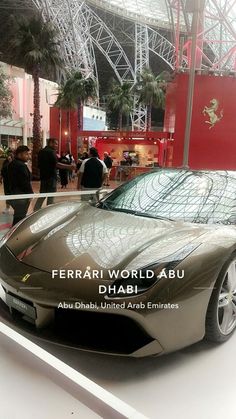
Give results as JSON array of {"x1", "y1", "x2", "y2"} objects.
[{"x1": 1, "y1": 169, "x2": 236, "y2": 357}]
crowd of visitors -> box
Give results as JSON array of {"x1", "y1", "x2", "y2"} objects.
[{"x1": 0, "y1": 139, "x2": 113, "y2": 225}]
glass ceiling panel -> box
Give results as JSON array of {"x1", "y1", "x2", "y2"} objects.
[{"x1": 87, "y1": 0, "x2": 172, "y2": 28}]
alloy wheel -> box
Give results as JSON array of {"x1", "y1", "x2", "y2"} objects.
[{"x1": 218, "y1": 260, "x2": 236, "y2": 335}]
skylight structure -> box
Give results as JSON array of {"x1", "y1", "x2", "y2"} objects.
[{"x1": 1, "y1": 0, "x2": 236, "y2": 128}]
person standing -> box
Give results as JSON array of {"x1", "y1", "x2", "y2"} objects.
[
  {"x1": 8, "y1": 146, "x2": 33, "y2": 226},
  {"x1": 77, "y1": 147, "x2": 108, "y2": 200},
  {"x1": 0, "y1": 152, "x2": 13, "y2": 214},
  {"x1": 59, "y1": 152, "x2": 70, "y2": 188},
  {"x1": 103, "y1": 151, "x2": 113, "y2": 186},
  {"x1": 76, "y1": 152, "x2": 88, "y2": 171},
  {"x1": 34, "y1": 138, "x2": 74, "y2": 211},
  {"x1": 66, "y1": 152, "x2": 75, "y2": 181}
]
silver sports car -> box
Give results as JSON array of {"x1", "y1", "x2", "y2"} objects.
[{"x1": 1, "y1": 169, "x2": 236, "y2": 357}]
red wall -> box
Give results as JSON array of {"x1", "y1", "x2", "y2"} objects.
[
  {"x1": 50, "y1": 108, "x2": 79, "y2": 159},
  {"x1": 166, "y1": 73, "x2": 236, "y2": 169}
]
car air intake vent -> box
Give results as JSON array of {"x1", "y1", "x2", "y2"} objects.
[{"x1": 54, "y1": 309, "x2": 153, "y2": 354}]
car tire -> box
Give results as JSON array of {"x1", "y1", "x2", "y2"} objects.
[{"x1": 205, "y1": 254, "x2": 236, "y2": 343}]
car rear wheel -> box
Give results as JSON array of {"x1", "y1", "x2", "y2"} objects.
[{"x1": 206, "y1": 256, "x2": 236, "y2": 342}]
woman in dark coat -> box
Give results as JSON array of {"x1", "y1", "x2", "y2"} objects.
[{"x1": 58, "y1": 152, "x2": 70, "y2": 188}]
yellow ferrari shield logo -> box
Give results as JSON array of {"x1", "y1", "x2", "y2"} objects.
[{"x1": 21, "y1": 274, "x2": 31, "y2": 283}]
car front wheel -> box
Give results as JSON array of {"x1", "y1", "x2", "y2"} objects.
[{"x1": 206, "y1": 256, "x2": 236, "y2": 343}]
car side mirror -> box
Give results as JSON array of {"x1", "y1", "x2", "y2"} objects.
[{"x1": 95, "y1": 189, "x2": 109, "y2": 202}]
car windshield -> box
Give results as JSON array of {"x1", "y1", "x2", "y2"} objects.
[{"x1": 98, "y1": 169, "x2": 236, "y2": 225}]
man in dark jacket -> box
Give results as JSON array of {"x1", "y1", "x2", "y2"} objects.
[
  {"x1": 8, "y1": 145, "x2": 33, "y2": 225},
  {"x1": 0, "y1": 152, "x2": 13, "y2": 214},
  {"x1": 34, "y1": 138, "x2": 74, "y2": 211}
]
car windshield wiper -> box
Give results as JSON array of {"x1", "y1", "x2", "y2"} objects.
[
  {"x1": 134, "y1": 212, "x2": 174, "y2": 222},
  {"x1": 106, "y1": 207, "x2": 137, "y2": 215},
  {"x1": 98, "y1": 202, "x2": 135, "y2": 213},
  {"x1": 99, "y1": 203, "x2": 174, "y2": 221}
]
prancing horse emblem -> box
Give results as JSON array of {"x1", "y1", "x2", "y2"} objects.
[{"x1": 202, "y1": 98, "x2": 223, "y2": 129}]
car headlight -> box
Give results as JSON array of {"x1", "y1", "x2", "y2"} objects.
[{"x1": 106, "y1": 243, "x2": 200, "y2": 298}]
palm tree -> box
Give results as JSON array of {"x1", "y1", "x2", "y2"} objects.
[
  {"x1": 55, "y1": 86, "x2": 76, "y2": 150},
  {"x1": 136, "y1": 68, "x2": 168, "y2": 131},
  {"x1": 107, "y1": 80, "x2": 133, "y2": 130},
  {"x1": 9, "y1": 14, "x2": 62, "y2": 177},
  {"x1": 59, "y1": 71, "x2": 97, "y2": 132}
]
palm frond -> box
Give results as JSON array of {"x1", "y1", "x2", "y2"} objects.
[
  {"x1": 55, "y1": 71, "x2": 97, "y2": 109},
  {"x1": 106, "y1": 80, "x2": 133, "y2": 115},
  {"x1": 135, "y1": 67, "x2": 168, "y2": 110},
  {"x1": 8, "y1": 14, "x2": 62, "y2": 75}
]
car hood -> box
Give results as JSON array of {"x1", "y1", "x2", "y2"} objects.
[{"x1": 6, "y1": 202, "x2": 211, "y2": 275}]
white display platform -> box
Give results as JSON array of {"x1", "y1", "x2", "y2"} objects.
[
  {"x1": 0, "y1": 333, "x2": 100, "y2": 419},
  {"x1": 22, "y1": 330, "x2": 236, "y2": 419}
]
